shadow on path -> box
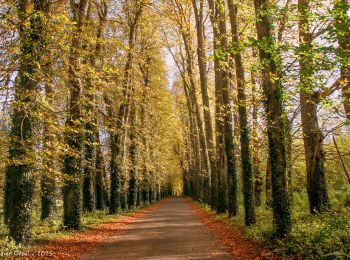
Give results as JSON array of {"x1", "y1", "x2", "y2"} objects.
[{"x1": 81, "y1": 198, "x2": 231, "y2": 260}]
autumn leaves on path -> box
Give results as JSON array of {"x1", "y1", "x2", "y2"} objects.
[{"x1": 39, "y1": 198, "x2": 273, "y2": 259}]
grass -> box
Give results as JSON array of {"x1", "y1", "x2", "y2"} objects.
[
  {"x1": 0, "y1": 202, "x2": 153, "y2": 252},
  {"x1": 197, "y1": 187, "x2": 350, "y2": 259}
]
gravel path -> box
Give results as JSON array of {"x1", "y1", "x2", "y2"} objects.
[{"x1": 80, "y1": 197, "x2": 232, "y2": 260}]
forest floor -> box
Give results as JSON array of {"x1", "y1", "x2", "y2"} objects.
[{"x1": 29, "y1": 197, "x2": 274, "y2": 259}]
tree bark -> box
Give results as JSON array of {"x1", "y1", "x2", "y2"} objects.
[
  {"x1": 298, "y1": 0, "x2": 330, "y2": 214},
  {"x1": 95, "y1": 129, "x2": 105, "y2": 210},
  {"x1": 109, "y1": 2, "x2": 142, "y2": 214},
  {"x1": 254, "y1": 0, "x2": 292, "y2": 237},
  {"x1": 208, "y1": 0, "x2": 236, "y2": 214},
  {"x1": 40, "y1": 0, "x2": 56, "y2": 220},
  {"x1": 251, "y1": 66, "x2": 263, "y2": 207},
  {"x1": 63, "y1": 0, "x2": 89, "y2": 229},
  {"x1": 227, "y1": 0, "x2": 255, "y2": 224},
  {"x1": 192, "y1": 0, "x2": 215, "y2": 203},
  {"x1": 128, "y1": 96, "x2": 138, "y2": 209},
  {"x1": 4, "y1": 0, "x2": 47, "y2": 244},
  {"x1": 174, "y1": 0, "x2": 210, "y2": 202},
  {"x1": 265, "y1": 156, "x2": 272, "y2": 208}
]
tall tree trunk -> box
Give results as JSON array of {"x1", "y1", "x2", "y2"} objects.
[
  {"x1": 95, "y1": 129, "x2": 105, "y2": 210},
  {"x1": 254, "y1": 0, "x2": 292, "y2": 237},
  {"x1": 107, "y1": 93, "x2": 120, "y2": 213},
  {"x1": 63, "y1": 0, "x2": 89, "y2": 229},
  {"x1": 41, "y1": 76, "x2": 57, "y2": 219},
  {"x1": 82, "y1": 1, "x2": 108, "y2": 212},
  {"x1": 109, "y1": 3, "x2": 142, "y2": 214},
  {"x1": 192, "y1": 0, "x2": 215, "y2": 203},
  {"x1": 82, "y1": 89, "x2": 95, "y2": 212},
  {"x1": 298, "y1": 0, "x2": 330, "y2": 214},
  {"x1": 174, "y1": 0, "x2": 210, "y2": 202},
  {"x1": 40, "y1": 0, "x2": 56, "y2": 220},
  {"x1": 208, "y1": 0, "x2": 234, "y2": 214},
  {"x1": 82, "y1": 34, "x2": 96, "y2": 213},
  {"x1": 227, "y1": 0, "x2": 255, "y2": 224},
  {"x1": 285, "y1": 117, "x2": 293, "y2": 203},
  {"x1": 139, "y1": 53, "x2": 151, "y2": 204},
  {"x1": 94, "y1": 3, "x2": 108, "y2": 211},
  {"x1": 128, "y1": 96, "x2": 138, "y2": 209},
  {"x1": 207, "y1": 0, "x2": 219, "y2": 210},
  {"x1": 4, "y1": 0, "x2": 46, "y2": 244},
  {"x1": 265, "y1": 156, "x2": 272, "y2": 208},
  {"x1": 333, "y1": 0, "x2": 350, "y2": 120},
  {"x1": 182, "y1": 36, "x2": 209, "y2": 202},
  {"x1": 251, "y1": 65, "x2": 263, "y2": 207},
  {"x1": 183, "y1": 79, "x2": 201, "y2": 200},
  {"x1": 218, "y1": 0, "x2": 234, "y2": 214}
]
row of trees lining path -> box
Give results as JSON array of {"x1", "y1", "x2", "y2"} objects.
[{"x1": 1, "y1": 0, "x2": 349, "y2": 246}]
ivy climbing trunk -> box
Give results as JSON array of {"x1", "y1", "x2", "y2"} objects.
[
  {"x1": 208, "y1": 0, "x2": 234, "y2": 213},
  {"x1": 82, "y1": 1, "x2": 107, "y2": 213},
  {"x1": 110, "y1": 1, "x2": 142, "y2": 214},
  {"x1": 95, "y1": 129, "x2": 105, "y2": 210},
  {"x1": 251, "y1": 66, "x2": 263, "y2": 207},
  {"x1": 139, "y1": 52, "x2": 151, "y2": 205},
  {"x1": 227, "y1": 0, "x2": 255, "y2": 224},
  {"x1": 298, "y1": 0, "x2": 330, "y2": 214},
  {"x1": 63, "y1": 0, "x2": 89, "y2": 229},
  {"x1": 40, "y1": 0, "x2": 56, "y2": 220},
  {"x1": 174, "y1": 0, "x2": 210, "y2": 202},
  {"x1": 82, "y1": 89, "x2": 95, "y2": 212},
  {"x1": 254, "y1": 0, "x2": 292, "y2": 237},
  {"x1": 92, "y1": 1, "x2": 108, "y2": 211},
  {"x1": 217, "y1": 0, "x2": 233, "y2": 214},
  {"x1": 4, "y1": 0, "x2": 45, "y2": 244},
  {"x1": 128, "y1": 96, "x2": 138, "y2": 209}
]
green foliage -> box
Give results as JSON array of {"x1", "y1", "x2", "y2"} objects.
[
  {"x1": 274, "y1": 208, "x2": 350, "y2": 259},
  {"x1": 198, "y1": 189, "x2": 350, "y2": 259}
]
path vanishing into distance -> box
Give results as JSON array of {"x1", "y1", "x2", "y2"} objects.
[{"x1": 81, "y1": 198, "x2": 232, "y2": 260}]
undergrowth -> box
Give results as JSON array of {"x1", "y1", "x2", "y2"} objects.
[
  {"x1": 0, "y1": 202, "x2": 151, "y2": 251},
  {"x1": 197, "y1": 187, "x2": 350, "y2": 259}
]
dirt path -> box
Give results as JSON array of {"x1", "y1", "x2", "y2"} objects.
[{"x1": 80, "y1": 197, "x2": 232, "y2": 260}]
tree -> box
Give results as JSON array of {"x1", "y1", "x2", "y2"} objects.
[
  {"x1": 208, "y1": 0, "x2": 237, "y2": 214},
  {"x1": 253, "y1": 0, "x2": 292, "y2": 237},
  {"x1": 109, "y1": 0, "x2": 143, "y2": 214},
  {"x1": 62, "y1": 0, "x2": 89, "y2": 229},
  {"x1": 227, "y1": 0, "x2": 255, "y2": 224},
  {"x1": 4, "y1": 0, "x2": 48, "y2": 243},
  {"x1": 191, "y1": 0, "x2": 215, "y2": 203},
  {"x1": 250, "y1": 61, "x2": 263, "y2": 207},
  {"x1": 94, "y1": 0, "x2": 108, "y2": 211},
  {"x1": 40, "y1": 0, "x2": 56, "y2": 220},
  {"x1": 172, "y1": 0, "x2": 210, "y2": 202},
  {"x1": 298, "y1": 0, "x2": 330, "y2": 214}
]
